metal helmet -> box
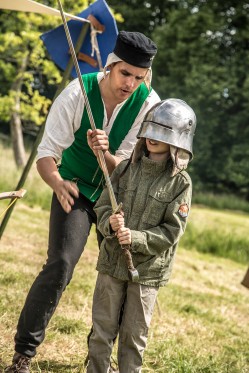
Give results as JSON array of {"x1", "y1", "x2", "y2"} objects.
[{"x1": 137, "y1": 98, "x2": 197, "y2": 159}]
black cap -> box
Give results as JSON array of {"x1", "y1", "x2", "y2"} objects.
[{"x1": 113, "y1": 31, "x2": 157, "y2": 68}]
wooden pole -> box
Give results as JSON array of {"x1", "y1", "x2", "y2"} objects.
[
  {"x1": 0, "y1": 22, "x2": 90, "y2": 239},
  {"x1": 241, "y1": 267, "x2": 249, "y2": 289}
]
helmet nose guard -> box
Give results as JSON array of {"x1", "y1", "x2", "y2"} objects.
[{"x1": 137, "y1": 98, "x2": 196, "y2": 159}]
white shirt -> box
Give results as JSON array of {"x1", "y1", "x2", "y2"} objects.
[{"x1": 37, "y1": 72, "x2": 160, "y2": 162}]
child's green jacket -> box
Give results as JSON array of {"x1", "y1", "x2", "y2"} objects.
[{"x1": 94, "y1": 155, "x2": 192, "y2": 287}]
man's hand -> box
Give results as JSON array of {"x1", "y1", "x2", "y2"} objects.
[
  {"x1": 54, "y1": 179, "x2": 79, "y2": 214},
  {"x1": 87, "y1": 129, "x2": 122, "y2": 174},
  {"x1": 37, "y1": 157, "x2": 79, "y2": 214},
  {"x1": 116, "y1": 227, "x2": 132, "y2": 246},
  {"x1": 87, "y1": 129, "x2": 109, "y2": 157},
  {"x1": 110, "y1": 212, "x2": 124, "y2": 232}
]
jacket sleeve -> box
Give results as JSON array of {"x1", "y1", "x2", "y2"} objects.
[
  {"x1": 130, "y1": 176, "x2": 192, "y2": 256},
  {"x1": 94, "y1": 161, "x2": 128, "y2": 237}
]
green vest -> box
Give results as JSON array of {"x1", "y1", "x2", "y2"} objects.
[{"x1": 59, "y1": 72, "x2": 150, "y2": 202}]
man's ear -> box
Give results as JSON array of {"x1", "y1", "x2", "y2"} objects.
[
  {"x1": 108, "y1": 63, "x2": 114, "y2": 70},
  {"x1": 109, "y1": 62, "x2": 118, "y2": 70},
  {"x1": 104, "y1": 63, "x2": 114, "y2": 77}
]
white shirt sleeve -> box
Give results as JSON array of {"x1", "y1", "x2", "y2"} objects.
[{"x1": 37, "y1": 78, "x2": 84, "y2": 162}]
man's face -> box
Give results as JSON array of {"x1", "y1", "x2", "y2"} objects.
[{"x1": 109, "y1": 61, "x2": 148, "y2": 102}]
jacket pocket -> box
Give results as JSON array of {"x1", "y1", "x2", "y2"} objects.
[{"x1": 142, "y1": 190, "x2": 172, "y2": 227}]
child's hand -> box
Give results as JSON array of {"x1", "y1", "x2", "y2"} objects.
[
  {"x1": 110, "y1": 213, "x2": 124, "y2": 232},
  {"x1": 116, "y1": 227, "x2": 132, "y2": 246}
]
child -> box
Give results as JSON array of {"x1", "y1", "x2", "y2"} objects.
[{"x1": 86, "y1": 98, "x2": 197, "y2": 373}]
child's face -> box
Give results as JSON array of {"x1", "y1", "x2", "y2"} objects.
[{"x1": 146, "y1": 138, "x2": 170, "y2": 156}]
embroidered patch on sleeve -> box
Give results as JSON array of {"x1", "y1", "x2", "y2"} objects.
[{"x1": 178, "y1": 204, "x2": 189, "y2": 218}]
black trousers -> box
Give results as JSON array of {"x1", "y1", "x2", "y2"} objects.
[{"x1": 14, "y1": 193, "x2": 101, "y2": 357}]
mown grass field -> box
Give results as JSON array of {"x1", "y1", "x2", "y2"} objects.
[
  {"x1": 0, "y1": 140, "x2": 249, "y2": 372},
  {"x1": 0, "y1": 204, "x2": 249, "y2": 372}
]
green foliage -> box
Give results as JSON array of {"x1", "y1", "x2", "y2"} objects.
[
  {"x1": 0, "y1": 9, "x2": 59, "y2": 132},
  {"x1": 0, "y1": 89, "x2": 51, "y2": 126},
  {"x1": 21, "y1": 90, "x2": 51, "y2": 126},
  {"x1": 193, "y1": 191, "x2": 249, "y2": 214},
  {"x1": 107, "y1": 0, "x2": 177, "y2": 32},
  {"x1": 181, "y1": 205, "x2": 249, "y2": 264},
  {"x1": 108, "y1": 0, "x2": 249, "y2": 200},
  {"x1": 151, "y1": 1, "x2": 249, "y2": 199},
  {"x1": 0, "y1": 1, "x2": 90, "y2": 133},
  {"x1": 0, "y1": 95, "x2": 14, "y2": 122},
  {"x1": 182, "y1": 223, "x2": 249, "y2": 264}
]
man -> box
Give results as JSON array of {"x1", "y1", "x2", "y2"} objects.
[{"x1": 5, "y1": 30, "x2": 160, "y2": 373}]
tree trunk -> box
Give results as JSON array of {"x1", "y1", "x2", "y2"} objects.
[{"x1": 10, "y1": 52, "x2": 30, "y2": 168}]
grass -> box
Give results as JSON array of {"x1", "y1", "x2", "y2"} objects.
[
  {"x1": 0, "y1": 202, "x2": 248, "y2": 372},
  {"x1": 0, "y1": 139, "x2": 249, "y2": 372},
  {"x1": 0, "y1": 137, "x2": 52, "y2": 211},
  {"x1": 192, "y1": 191, "x2": 249, "y2": 214},
  {"x1": 182, "y1": 207, "x2": 249, "y2": 264}
]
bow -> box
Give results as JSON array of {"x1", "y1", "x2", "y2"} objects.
[
  {"x1": 0, "y1": 189, "x2": 27, "y2": 219},
  {"x1": 57, "y1": 0, "x2": 139, "y2": 282}
]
